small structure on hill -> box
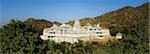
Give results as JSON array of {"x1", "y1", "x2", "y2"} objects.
[
  {"x1": 116, "y1": 32, "x2": 122, "y2": 39},
  {"x1": 40, "y1": 20, "x2": 122, "y2": 43}
]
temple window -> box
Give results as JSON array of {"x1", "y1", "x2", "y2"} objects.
[
  {"x1": 48, "y1": 36, "x2": 50, "y2": 38},
  {"x1": 49, "y1": 32, "x2": 55, "y2": 34},
  {"x1": 98, "y1": 36, "x2": 103, "y2": 37},
  {"x1": 96, "y1": 32, "x2": 102, "y2": 34},
  {"x1": 48, "y1": 36, "x2": 55, "y2": 38},
  {"x1": 89, "y1": 29, "x2": 92, "y2": 30}
]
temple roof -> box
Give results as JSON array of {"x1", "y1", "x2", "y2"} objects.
[{"x1": 60, "y1": 23, "x2": 71, "y2": 28}]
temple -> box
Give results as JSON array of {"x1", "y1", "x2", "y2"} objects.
[{"x1": 40, "y1": 20, "x2": 121, "y2": 43}]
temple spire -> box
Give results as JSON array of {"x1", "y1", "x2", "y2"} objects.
[{"x1": 73, "y1": 20, "x2": 81, "y2": 28}]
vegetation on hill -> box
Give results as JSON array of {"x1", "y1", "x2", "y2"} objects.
[
  {"x1": 25, "y1": 18, "x2": 53, "y2": 34},
  {"x1": 0, "y1": 2, "x2": 149, "y2": 54}
]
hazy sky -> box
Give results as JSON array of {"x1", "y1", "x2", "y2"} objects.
[{"x1": 0, "y1": 0, "x2": 149, "y2": 25}]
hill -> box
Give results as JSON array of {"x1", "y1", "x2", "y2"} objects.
[
  {"x1": 68, "y1": 2, "x2": 149, "y2": 35},
  {"x1": 95, "y1": 2, "x2": 149, "y2": 35},
  {"x1": 24, "y1": 18, "x2": 62, "y2": 34},
  {"x1": 0, "y1": 2, "x2": 148, "y2": 54}
]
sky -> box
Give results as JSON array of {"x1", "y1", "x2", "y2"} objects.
[{"x1": 0, "y1": 0, "x2": 149, "y2": 25}]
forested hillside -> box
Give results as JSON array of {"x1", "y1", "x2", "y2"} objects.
[{"x1": 0, "y1": 2, "x2": 149, "y2": 54}]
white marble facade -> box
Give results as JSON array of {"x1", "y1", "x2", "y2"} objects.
[{"x1": 40, "y1": 20, "x2": 111, "y2": 43}]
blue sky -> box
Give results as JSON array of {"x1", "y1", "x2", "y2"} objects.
[{"x1": 0, "y1": 0, "x2": 149, "y2": 25}]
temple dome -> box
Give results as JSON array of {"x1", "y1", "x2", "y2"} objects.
[{"x1": 60, "y1": 23, "x2": 71, "y2": 28}]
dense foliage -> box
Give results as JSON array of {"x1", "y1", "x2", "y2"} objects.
[{"x1": 0, "y1": 2, "x2": 149, "y2": 54}]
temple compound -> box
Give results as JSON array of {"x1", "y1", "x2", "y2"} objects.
[{"x1": 40, "y1": 20, "x2": 122, "y2": 43}]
